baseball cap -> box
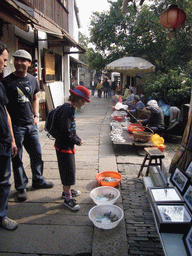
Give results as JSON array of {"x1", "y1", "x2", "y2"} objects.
[{"x1": 12, "y1": 49, "x2": 32, "y2": 61}]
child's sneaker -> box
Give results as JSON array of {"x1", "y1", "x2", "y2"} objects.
[
  {"x1": 62, "y1": 189, "x2": 81, "y2": 199},
  {"x1": 64, "y1": 199, "x2": 80, "y2": 211}
]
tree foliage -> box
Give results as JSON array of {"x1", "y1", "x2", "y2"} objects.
[
  {"x1": 87, "y1": 0, "x2": 192, "y2": 105},
  {"x1": 143, "y1": 70, "x2": 191, "y2": 106},
  {"x1": 79, "y1": 32, "x2": 106, "y2": 70},
  {"x1": 90, "y1": 0, "x2": 192, "y2": 72}
]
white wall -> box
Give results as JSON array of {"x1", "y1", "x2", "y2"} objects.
[{"x1": 68, "y1": 0, "x2": 80, "y2": 60}]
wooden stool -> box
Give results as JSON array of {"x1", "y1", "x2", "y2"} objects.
[{"x1": 137, "y1": 147, "x2": 165, "y2": 178}]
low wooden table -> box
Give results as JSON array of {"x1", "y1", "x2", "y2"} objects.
[{"x1": 137, "y1": 147, "x2": 165, "y2": 178}]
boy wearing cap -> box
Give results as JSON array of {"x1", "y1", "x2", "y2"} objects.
[
  {"x1": 54, "y1": 85, "x2": 90, "y2": 211},
  {"x1": 2, "y1": 49, "x2": 53, "y2": 202},
  {"x1": 0, "y1": 42, "x2": 18, "y2": 230}
]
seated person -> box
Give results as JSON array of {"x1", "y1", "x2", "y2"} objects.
[
  {"x1": 138, "y1": 100, "x2": 165, "y2": 133},
  {"x1": 126, "y1": 95, "x2": 145, "y2": 122},
  {"x1": 124, "y1": 88, "x2": 134, "y2": 106},
  {"x1": 115, "y1": 84, "x2": 122, "y2": 95},
  {"x1": 112, "y1": 90, "x2": 121, "y2": 105}
]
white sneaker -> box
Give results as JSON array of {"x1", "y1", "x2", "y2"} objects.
[{"x1": 1, "y1": 217, "x2": 18, "y2": 230}]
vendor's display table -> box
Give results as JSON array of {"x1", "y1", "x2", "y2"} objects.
[
  {"x1": 110, "y1": 111, "x2": 154, "y2": 154},
  {"x1": 144, "y1": 180, "x2": 189, "y2": 256},
  {"x1": 112, "y1": 129, "x2": 154, "y2": 151}
]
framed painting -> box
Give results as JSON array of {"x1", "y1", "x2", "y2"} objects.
[
  {"x1": 186, "y1": 162, "x2": 192, "y2": 180},
  {"x1": 183, "y1": 185, "x2": 192, "y2": 212},
  {"x1": 147, "y1": 187, "x2": 184, "y2": 205},
  {"x1": 153, "y1": 203, "x2": 192, "y2": 233},
  {"x1": 183, "y1": 225, "x2": 192, "y2": 256},
  {"x1": 170, "y1": 168, "x2": 189, "y2": 194}
]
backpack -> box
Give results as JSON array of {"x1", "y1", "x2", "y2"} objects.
[{"x1": 45, "y1": 105, "x2": 63, "y2": 139}]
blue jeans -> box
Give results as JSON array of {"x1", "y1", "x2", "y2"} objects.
[
  {"x1": 12, "y1": 124, "x2": 45, "y2": 191},
  {"x1": 0, "y1": 146, "x2": 11, "y2": 220},
  {"x1": 108, "y1": 89, "x2": 112, "y2": 97}
]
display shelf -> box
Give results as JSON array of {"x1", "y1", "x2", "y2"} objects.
[{"x1": 144, "y1": 175, "x2": 189, "y2": 256}]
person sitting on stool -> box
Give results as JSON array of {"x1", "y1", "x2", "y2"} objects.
[{"x1": 138, "y1": 100, "x2": 165, "y2": 133}]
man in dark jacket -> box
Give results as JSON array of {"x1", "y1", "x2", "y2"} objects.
[
  {"x1": 0, "y1": 42, "x2": 18, "y2": 230},
  {"x1": 90, "y1": 78, "x2": 96, "y2": 96}
]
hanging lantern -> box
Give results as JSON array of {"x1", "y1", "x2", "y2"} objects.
[{"x1": 160, "y1": 5, "x2": 186, "y2": 30}]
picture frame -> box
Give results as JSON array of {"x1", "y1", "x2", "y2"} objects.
[
  {"x1": 183, "y1": 185, "x2": 192, "y2": 212},
  {"x1": 183, "y1": 225, "x2": 192, "y2": 256},
  {"x1": 170, "y1": 168, "x2": 189, "y2": 194},
  {"x1": 153, "y1": 203, "x2": 192, "y2": 233},
  {"x1": 186, "y1": 162, "x2": 192, "y2": 180},
  {"x1": 147, "y1": 187, "x2": 184, "y2": 205}
]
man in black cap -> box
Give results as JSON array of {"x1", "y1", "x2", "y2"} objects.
[{"x1": 2, "y1": 49, "x2": 53, "y2": 202}]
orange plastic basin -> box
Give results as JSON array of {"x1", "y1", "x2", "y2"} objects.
[
  {"x1": 127, "y1": 123, "x2": 145, "y2": 133},
  {"x1": 96, "y1": 171, "x2": 122, "y2": 187},
  {"x1": 113, "y1": 116, "x2": 125, "y2": 122}
]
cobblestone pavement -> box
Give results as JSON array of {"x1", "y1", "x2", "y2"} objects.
[{"x1": 115, "y1": 139, "x2": 181, "y2": 256}]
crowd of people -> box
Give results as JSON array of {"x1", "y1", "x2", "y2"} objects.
[
  {"x1": 110, "y1": 83, "x2": 166, "y2": 134},
  {"x1": 0, "y1": 42, "x2": 91, "y2": 231},
  {"x1": 89, "y1": 77, "x2": 118, "y2": 98},
  {"x1": 89, "y1": 76, "x2": 165, "y2": 133}
]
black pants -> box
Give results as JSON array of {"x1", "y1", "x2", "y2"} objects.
[{"x1": 56, "y1": 151, "x2": 76, "y2": 186}]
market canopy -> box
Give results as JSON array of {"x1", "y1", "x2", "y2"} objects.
[{"x1": 105, "y1": 57, "x2": 155, "y2": 77}]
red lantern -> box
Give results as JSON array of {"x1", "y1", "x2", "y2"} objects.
[{"x1": 160, "y1": 5, "x2": 186, "y2": 30}]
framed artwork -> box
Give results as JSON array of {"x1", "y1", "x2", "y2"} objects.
[
  {"x1": 147, "y1": 187, "x2": 184, "y2": 204},
  {"x1": 183, "y1": 185, "x2": 192, "y2": 212},
  {"x1": 170, "y1": 168, "x2": 189, "y2": 194},
  {"x1": 153, "y1": 203, "x2": 192, "y2": 233},
  {"x1": 186, "y1": 162, "x2": 192, "y2": 180},
  {"x1": 183, "y1": 225, "x2": 192, "y2": 256}
]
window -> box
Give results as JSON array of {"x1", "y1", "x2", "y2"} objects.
[
  {"x1": 55, "y1": 53, "x2": 62, "y2": 81},
  {"x1": 43, "y1": 49, "x2": 62, "y2": 82}
]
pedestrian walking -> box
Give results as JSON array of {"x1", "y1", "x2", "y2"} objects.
[
  {"x1": 108, "y1": 77, "x2": 112, "y2": 97},
  {"x1": 90, "y1": 78, "x2": 96, "y2": 96},
  {"x1": 2, "y1": 49, "x2": 53, "y2": 202},
  {"x1": 111, "y1": 79, "x2": 117, "y2": 96},
  {"x1": 79, "y1": 79, "x2": 85, "y2": 86},
  {"x1": 54, "y1": 85, "x2": 90, "y2": 211},
  {"x1": 103, "y1": 78, "x2": 109, "y2": 98},
  {"x1": 0, "y1": 41, "x2": 18, "y2": 230},
  {"x1": 96, "y1": 79, "x2": 103, "y2": 98}
]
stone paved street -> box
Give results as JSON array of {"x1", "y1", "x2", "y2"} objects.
[{"x1": 0, "y1": 94, "x2": 182, "y2": 256}]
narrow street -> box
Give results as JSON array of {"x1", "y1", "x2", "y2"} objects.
[{"x1": 0, "y1": 94, "x2": 181, "y2": 256}]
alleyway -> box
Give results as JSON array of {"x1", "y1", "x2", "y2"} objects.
[{"x1": 0, "y1": 94, "x2": 181, "y2": 256}]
